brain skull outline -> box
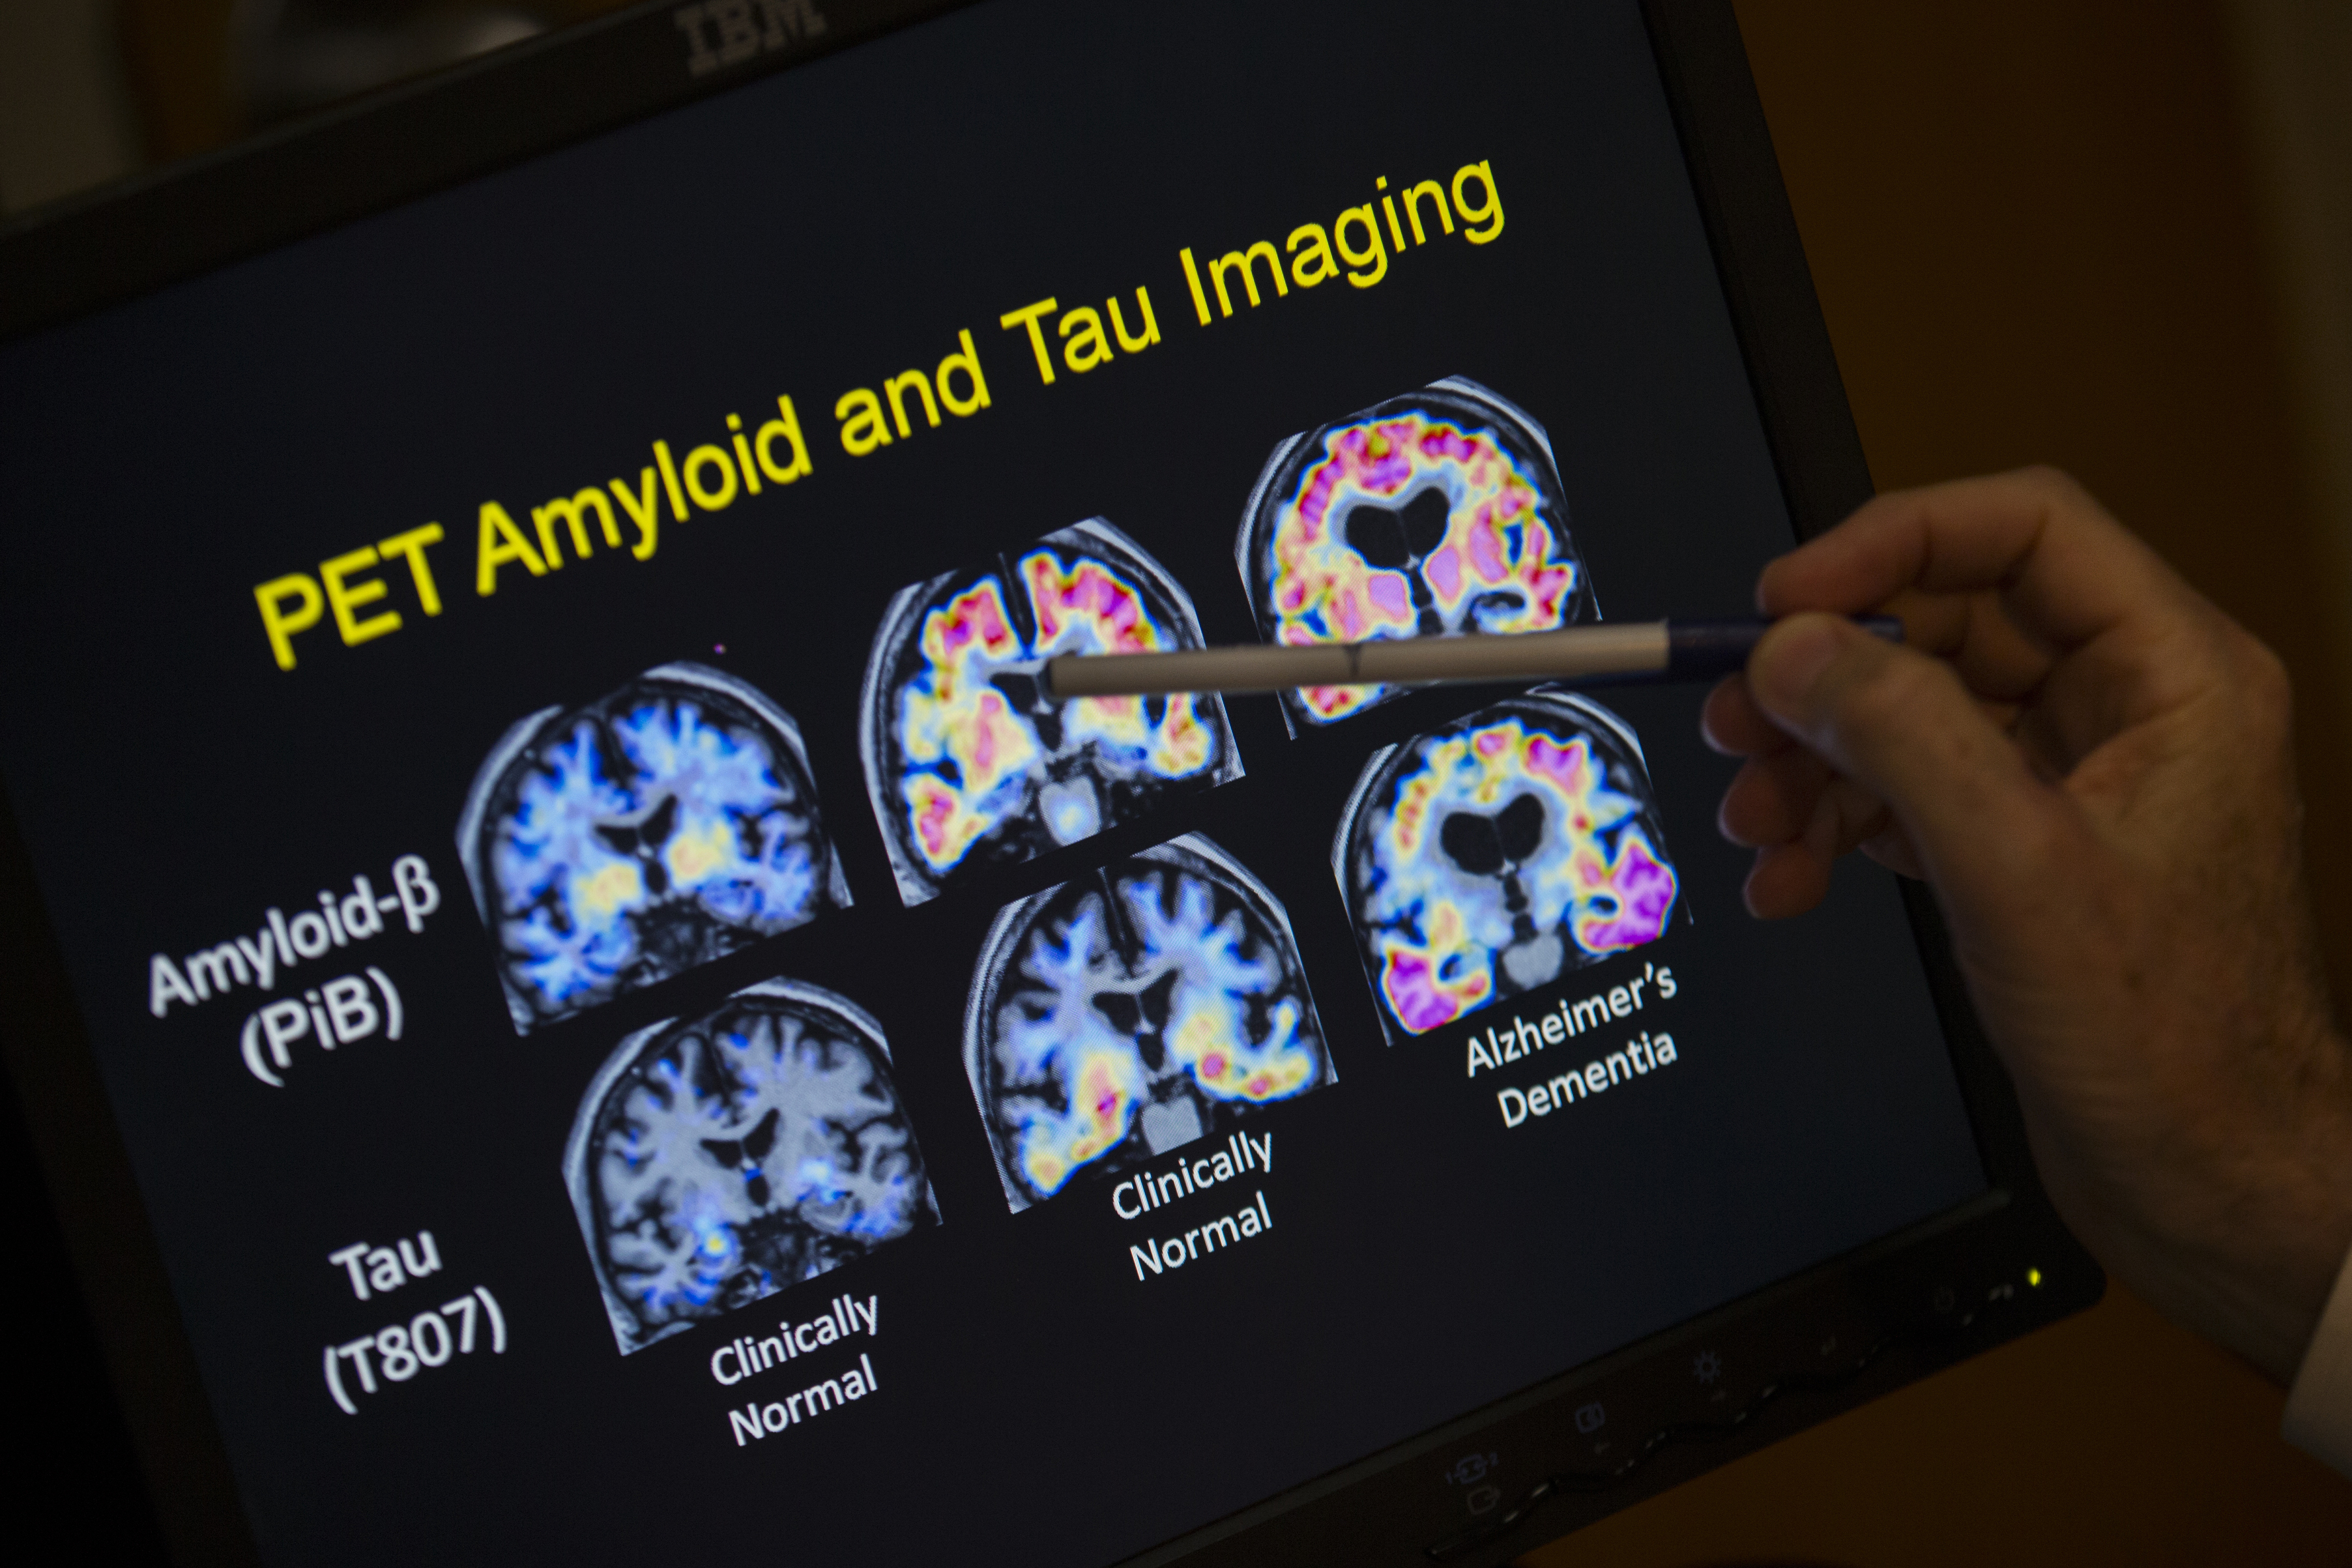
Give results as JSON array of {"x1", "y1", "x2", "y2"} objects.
[
  {"x1": 458, "y1": 663, "x2": 850, "y2": 1033},
  {"x1": 965, "y1": 834, "x2": 1331, "y2": 1211},
  {"x1": 1335, "y1": 691, "x2": 1679, "y2": 1043},
  {"x1": 860, "y1": 519, "x2": 1242, "y2": 906},
  {"x1": 1238, "y1": 377, "x2": 1593, "y2": 731},
  {"x1": 564, "y1": 978, "x2": 938, "y2": 1355}
]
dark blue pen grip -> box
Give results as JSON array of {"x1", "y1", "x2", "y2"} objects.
[{"x1": 1665, "y1": 616, "x2": 1903, "y2": 681}]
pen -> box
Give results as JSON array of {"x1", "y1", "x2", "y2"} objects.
[{"x1": 1041, "y1": 617, "x2": 1904, "y2": 699}]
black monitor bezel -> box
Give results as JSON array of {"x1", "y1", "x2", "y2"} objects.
[{"x1": 0, "y1": 2, "x2": 2100, "y2": 1563}]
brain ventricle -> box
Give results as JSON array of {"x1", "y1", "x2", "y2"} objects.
[
  {"x1": 863, "y1": 520, "x2": 1240, "y2": 907},
  {"x1": 1339, "y1": 693, "x2": 1679, "y2": 1041},
  {"x1": 966, "y1": 836, "x2": 1331, "y2": 1210},
  {"x1": 463, "y1": 665, "x2": 847, "y2": 1032},
  {"x1": 572, "y1": 982, "x2": 936, "y2": 1354}
]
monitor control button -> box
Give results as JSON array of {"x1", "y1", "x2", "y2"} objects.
[{"x1": 1442, "y1": 1450, "x2": 1498, "y2": 1487}]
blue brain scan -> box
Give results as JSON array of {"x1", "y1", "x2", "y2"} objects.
[
  {"x1": 457, "y1": 663, "x2": 851, "y2": 1033},
  {"x1": 564, "y1": 978, "x2": 938, "y2": 1355},
  {"x1": 965, "y1": 834, "x2": 1331, "y2": 1212},
  {"x1": 859, "y1": 519, "x2": 1242, "y2": 907}
]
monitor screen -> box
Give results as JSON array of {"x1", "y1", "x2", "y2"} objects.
[{"x1": 0, "y1": 1, "x2": 1986, "y2": 1562}]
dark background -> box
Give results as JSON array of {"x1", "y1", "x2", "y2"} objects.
[
  {"x1": 1528, "y1": 3, "x2": 2352, "y2": 1563},
  {"x1": 17, "y1": 0, "x2": 2352, "y2": 1562},
  {"x1": 0, "y1": 3, "x2": 1988, "y2": 1564}
]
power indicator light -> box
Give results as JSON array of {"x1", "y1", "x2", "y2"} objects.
[{"x1": 2025, "y1": 1268, "x2": 2043, "y2": 1288}]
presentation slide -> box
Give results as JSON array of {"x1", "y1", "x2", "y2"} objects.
[{"x1": 0, "y1": 3, "x2": 1985, "y2": 1563}]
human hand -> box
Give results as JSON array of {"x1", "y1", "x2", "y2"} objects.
[{"x1": 1703, "y1": 467, "x2": 2352, "y2": 1383}]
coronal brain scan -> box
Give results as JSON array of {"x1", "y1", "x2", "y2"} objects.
[
  {"x1": 965, "y1": 834, "x2": 1330, "y2": 1211},
  {"x1": 860, "y1": 519, "x2": 1243, "y2": 906},
  {"x1": 1237, "y1": 377, "x2": 1594, "y2": 731},
  {"x1": 1335, "y1": 691, "x2": 1679, "y2": 1043},
  {"x1": 564, "y1": 978, "x2": 938, "y2": 1354},
  {"x1": 457, "y1": 664, "x2": 851, "y2": 1034}
]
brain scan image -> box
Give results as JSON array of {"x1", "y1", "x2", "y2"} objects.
[
  {"x1": 1335, "y1": 691, "x2": 1679, "y2": 1044},
  {"x1": 1236, "y1": 377, "x2": 1594, "y2": 732},
  {"x1": 564, "y1": 978, "x2": 939, "y2": 1355},
  {"x1": 860, "y1": 519, "x2": 1243, "y2": 907},
  {"x1": 458, "y1": 664, "x2": 851, "y2": 1034},
  {"x1": 965, "y1": 834, "x2": 1331, "y2": 1212}
]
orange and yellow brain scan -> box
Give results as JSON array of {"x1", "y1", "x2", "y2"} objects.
[
  {"x1": 457, "y1": 665, "x2": 851, "y2": 1033},
  {"x1": 564, "y1": 979, "x2": 937, "y2": 1354},
  {"x1": 964, "y1": 835, "x2": 1331, "y2": 1211},
  {"x1": 1238, "y1": 378, "x2": 1593, "y2": 730},
  {"x1": 860, "y1": 521, "x2": 1242, "y2": 905},
  {"x1": 1336, "y1": 692, "x2": 1678, "y2": 1042}
]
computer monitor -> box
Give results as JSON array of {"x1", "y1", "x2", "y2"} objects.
[{"x1": 0, "y1": 3, "x2": 2098, "y2": 1563}]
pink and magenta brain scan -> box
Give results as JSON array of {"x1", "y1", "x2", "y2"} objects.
[
  {"x1": 1238, "y1": 378, "x2": 1593, "y2": 731},
  {"x1": 965, "y1": 834, "x2": 1330, "y2": 1211},
  {"x1": 458, "y1": 665, "x2": 850, "y2": 1033},
  {"x1": 564, "y1": 979, "x2": 937, "y2": 1354},
  {"x1": 860, "y1": 519, "x2": 1241, "y2": 905},
  {"x1": 1335, "y1": 692, "x2": 1677, "y2": 1043}
]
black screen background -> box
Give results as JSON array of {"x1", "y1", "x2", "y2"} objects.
[{"x1": 0, "y1": 3, "x2": 1984, "y2": 1563}]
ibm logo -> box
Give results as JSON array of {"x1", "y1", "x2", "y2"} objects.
[{"x1": 675, "y1": 0, "x2": 827, "y2": 76}]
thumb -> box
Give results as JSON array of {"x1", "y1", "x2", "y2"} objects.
[{"x1": 1746, "y1": 613, "x2": 2056, "y2": 894}]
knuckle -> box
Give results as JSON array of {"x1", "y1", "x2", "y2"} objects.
[
  {"x1": 1826, "y1": 777, "x2": 1892, "y2": 849},
  {"x1": 1830, "y1": 646, "x2": 1948, "y2": 734},
  {"x1": 2243, "y1": 632, "x2": 2291, "y2": 697},
  {"x1": 2002, "y1": 463, "x2": 2112, "y2": 525},
  {"x1": 1718, "y1": 766, "x2": 1792, "y2": 847},
  {"x1": 2009, "y1": 461, "x2": 2080, "y2": 495},
  {"x1": 2233, "y1": 634, "x2": 2295, "y2": 734}
]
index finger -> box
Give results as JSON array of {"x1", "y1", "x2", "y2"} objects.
[
  {"x1": 1758, "y1": 465, "x2": 2238, "y2": 756},
  {"x1": 1758, "y1": 467, "x2": 2202, "y2": 652}
]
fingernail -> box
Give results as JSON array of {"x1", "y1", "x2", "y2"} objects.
[{"x1": 1749, "y1": 615, "x2": 1845, "y2": 721}]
